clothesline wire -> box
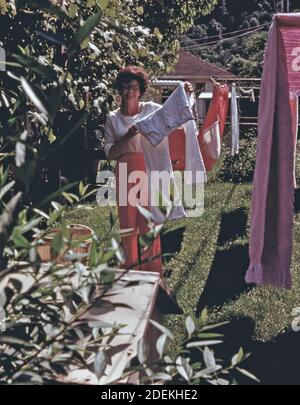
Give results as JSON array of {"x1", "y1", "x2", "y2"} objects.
[
  {"x1": 183, "y1": 26, "x2": 268, "y2": 50},
  {"x1": 182, "y1": 24, "x2": 270, "y2": 50},
  {"x1": 182, "y1": 22, "x2": 271, "y2": 47}
]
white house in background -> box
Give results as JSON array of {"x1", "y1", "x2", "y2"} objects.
[{"x1": 149, "y1": 50, "x2": 237, "y2": 122}]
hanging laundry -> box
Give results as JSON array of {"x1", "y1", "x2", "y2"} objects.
[
  {"x1": 230, "y1": 83, "x2": 240, "y2": 156},
  {"x1": 135, "y1": 82, "x2": 194, "y2": 146},
  {"x1": 290, "y1": 92, "x2": 298, "y2": 188},
  {"x1": 168, "y1": 128, "x2": 186, "y2": 171},
  {"x1": 245, "y1": 13, "x2": 300, "y2": 290},
  {"x1": 198, "y1": 84, "x2": 230, "y2": 171},
  {"x1": 166, "y1": 91, "x2": 206, "y2": 183}
]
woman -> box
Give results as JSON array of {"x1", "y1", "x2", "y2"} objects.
[{"x1": 104, "y1": 65, "x2": 193, "y2": 274}]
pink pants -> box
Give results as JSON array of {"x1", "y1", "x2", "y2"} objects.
[{"x1": 116, "y1": 152, "x2": 162, "y2": 273}]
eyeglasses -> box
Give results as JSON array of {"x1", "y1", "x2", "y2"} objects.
[{"x1": 122, "y1": 84, "x2": 140, "y2": 92}]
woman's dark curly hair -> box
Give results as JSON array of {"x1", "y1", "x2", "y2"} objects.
[{"x1": 115, "y1": 65, "x2": 149, "y2": 97}]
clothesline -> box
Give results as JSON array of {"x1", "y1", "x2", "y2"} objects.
[
  {"x1": 182, "y1": 23, "x2": 271, "y2": 47},
  {"x1": 183, "y1": 24, "x2": 270, "y2": 50}
]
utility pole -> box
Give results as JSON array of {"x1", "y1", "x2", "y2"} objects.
[{"x1": 287, "y1": 0, "x2": 290, "y2": 13}]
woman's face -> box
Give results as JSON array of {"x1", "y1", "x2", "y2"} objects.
[{"x1": 120, "y1": 80, "x2": 141, "y2": 103}]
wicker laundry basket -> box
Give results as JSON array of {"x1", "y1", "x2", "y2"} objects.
[{"x1": 34, "y1": 224, "x2": 93, "y2": 264}]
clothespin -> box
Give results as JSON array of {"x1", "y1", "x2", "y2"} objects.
[{"x1": 239, "y1": 87, "x2": 256, "y2": 103}]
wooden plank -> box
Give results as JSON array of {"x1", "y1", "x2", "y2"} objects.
[{"x1": 0, "y1": 264, "x2": 161, "y2": 385}]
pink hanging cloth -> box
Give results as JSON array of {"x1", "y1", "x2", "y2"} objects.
[
  {"x1": 198, "y1": 85, "x2": 229, "y2": 171},
  {"x1": 245, "y1": 14, "x2": 300, "y2": 289}
]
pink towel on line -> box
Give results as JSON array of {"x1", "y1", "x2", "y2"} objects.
[{"x1": 245, "y1": 14, "x2": 300, "y2": 289}]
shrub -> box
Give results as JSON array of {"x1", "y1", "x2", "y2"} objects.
[{"x1": 217, "y1": 129, "x2": 257, "y2": 184}]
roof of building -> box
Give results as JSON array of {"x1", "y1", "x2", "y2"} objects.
[{"x1": 158, "y1": 50, "x2": 237, "y2": 80}]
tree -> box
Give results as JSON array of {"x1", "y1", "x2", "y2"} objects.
[
  {"x1": 0, "y1": 1, "x2": 260, "y2": 385},
  {"x1": 180, "y1": 0, "x2": 294, "y2": 78}
]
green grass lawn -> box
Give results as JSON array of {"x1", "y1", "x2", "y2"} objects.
[{"x1": 64, "y1": 143, "x2": 300, "y2": 348}]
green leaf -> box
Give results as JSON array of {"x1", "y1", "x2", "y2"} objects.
[
  {"x1": 154, "y1": 27, "x2": 163, "y2": 43},
  {"x1": 13, "y1": 371, "x2": 43, "y2": 384},
  {"x1": 236, "y1": 367, "x2": 260, "y2": 382},
  {"x1": 51, "y1": 201, "x2": 63, "y2": 211},
  {"x1": 156, "y1": 334, "x2": 168, "y2": 359},
  {"x1": 203, "y1": 347, "x2": 216, "y2": 369},
  {"x1": 136, "y1": 6, "x2": 144, "y2": 15},
  {"x1": 13, "y1": 54, "x2": 56, "y2": 79},
  {"x1": 48, "y1": 129, "x2": 56, "y2": 144},
  {"x1": 0, "y1": 0, "x2": 8, "y2": 15},
  {"x1": 68, "y1": 3, "x2": 78, "y2": 18},
  {"x1": 0, "y1": 336, "x2": 38, "y2": 348},
  {"x1": 21, "y1": 77, "x2": 48, "y2": 115},
  {"x1": 199, "y1": 308, "x2": 208, "y2": 324},
  {"x1": 94, "y1": 350, "x2": 107, "y2": 379},
  {"x1": 185, "y1": 316, "x2": 195, "y2": 338},
  {"x1": 19, "y1": 217, "x2": 41, "y2": 234},
  {"x1": 34, "y1": 30, "x2": 66, "y2": 46},
  {"x1": 26, "y1": 0, "x2": 73, "y2": 22},
  {"x1": 0, "y1": 192, "x2": 22, "y2": 256},
  {"x1": 197, "y1": 333, "x2": 224, "y2": 339},
  {"x1": 101, "y1": 270, "x2": 115, "y2": 284},
  {"x1": 96, "y1": 0, "x2": 108, "y2": 11},
  {"x1": 176, "y1": 356, "x2": 192, "y2": 382},
  {"x1": 150, "y1": 372, "x2": 172, "y2": 382},
  {"x1": 10, "y1": 229, "x2": 31, "y2": 249},
  {"x1": 216, "y1": 378, "x2": 230, "y2": 385},
  {"x1": 232, "y1": 347, "x2": 244, "y2": 366},
  {"x1": 136, "y1": 204, "x2": 154, "y2": 222},
  {"x1": 149, "y1": 319, "x2": 174, "y2": 339},
  {"x1": 0, "y1": 166, "x2": 9, "y2": 187},
  {"x1": 71, "y1": 12, "x2": 102, "y2": 54},
  {"x1": 79, "y1": 188, "x2": 98, "y2": 201},
  {"x1": 201, "y1": 321, "x2": 229, "y2": 331},
  {"x1": 48, "y1": 207, "x2": 65, "y2": 226},
  {"x1": 186, "y1": 340, "x2": 222, "y2": 348},
  {"x1": 62, "y1": 192, "x2": 75, "y2": 204},
  {"x1": 0, "y1": 180, "x2": 15, "y2": 200},
  {"x1": 89, "y1": 239, "x2": 98, "y2": 267},
  {"x1": 15, "y1": 160, "x2": 36, "y2": 192},
  {"x1": 87, "y1": 0, "x2": 96, "y2": 8},
  {"x1": 15, "y1": 130, "x2": 27, "y2": 167},
  {"x1": 51, "y1": 231, "x2": 64, "y2": 255},
  {"x1": 79, "y1": 181, "x2": 85, "y2": 197}
]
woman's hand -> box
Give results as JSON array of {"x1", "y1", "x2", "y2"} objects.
[
  {"x1": 184, "y1": 81, "x2": 193, "y2": 94},
  {"x1": 107, "y1": 125, "x2": 139, "y2": 161},
  {"x1": 127, "y1": 125, "x2": 139, "y2": 138}
]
